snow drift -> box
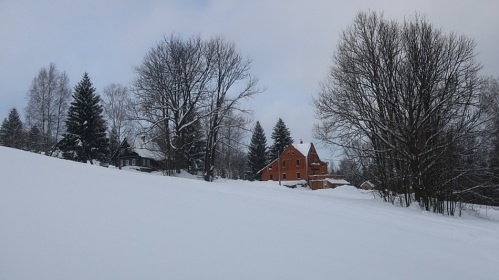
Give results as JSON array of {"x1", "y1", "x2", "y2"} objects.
[{"x1": 1, "y1": 146, "x2": 498, "y2": 280}]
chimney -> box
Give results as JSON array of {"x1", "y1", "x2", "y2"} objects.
[{"x1": 300, "y1": 139, "x2": 303, "y2": 144}]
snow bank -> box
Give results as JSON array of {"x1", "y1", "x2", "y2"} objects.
[
  {"x1": 1, "y1": 146, "x2": 498, "y2": 280},
  {"x1": 325, "y1": 184, "x2": 371, "y2": 199}
]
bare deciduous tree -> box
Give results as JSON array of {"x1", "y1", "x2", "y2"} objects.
[
  {"x1": 133, "y1": 34, "x2": 260, "y2": 179},
  {"x1": 25, "y1": 63, "x2": 71, "y2": 153},
  {"x1": 102, "y1": 83, "x2": 133, "y2": 142},
  {"x1": 202, "y1": 36, "x2": 260, "y2": 181},
  {"x1": 214, "y1": 110, "x2": 250, "y2": 179},
  {"x1": 314, "y1": 11, "x2": 484, "y2": 214},
  {"x1": 133, "y1": 34, "x2": 213, "y2": 174}
]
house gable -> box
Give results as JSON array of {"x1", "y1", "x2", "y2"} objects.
[{"x1": 259, "y1": 142, "x2": 329, "y2": 184}]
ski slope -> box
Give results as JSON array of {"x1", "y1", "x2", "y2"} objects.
[{"x1": 1, "y1": 146, "x2": 498, "y2": 280}]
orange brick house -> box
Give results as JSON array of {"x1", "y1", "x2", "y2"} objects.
[{"x1": 259, "y1": 141, "x2": 348, "y2": 190}]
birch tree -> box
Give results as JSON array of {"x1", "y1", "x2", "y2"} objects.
[
  {"x1": 102, "y1": 83, "x2": 133, "y2": 143},
  {"x1": 25, "y1": 63, "x2": 71, "y2": 154}
]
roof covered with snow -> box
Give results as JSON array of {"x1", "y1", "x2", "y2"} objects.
[
  {"x1": 282, "y1": 180, "x2": 308, "y2": 186},
  {"x1": 293, "y1": 143, "x2": 311, "y2": 157},
  {"x1": 130, "y1": 137, "x2": 164, "y2": 161},
  {"x1": 325, "y1": 178, "x2": 351, "y2": 185}
]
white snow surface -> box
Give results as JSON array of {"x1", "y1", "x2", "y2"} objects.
[{"x1": 1, "y1": 146, "x2": 499, "y2": 280}]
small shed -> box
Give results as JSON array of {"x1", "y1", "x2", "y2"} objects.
[
  {"x1": 360, "y1": 180, "x2": 375, "y2": 190},
  {"x1": 324, "y1": 178, "x2": 351, "y2": 189},
  {"x1": 307, "y1": 175, "x2": 349, "y2": 190}
]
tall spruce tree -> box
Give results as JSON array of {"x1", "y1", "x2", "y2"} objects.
[
  {"x1": 0, "y1": 108, "x2": 25, "y2": 149},
  {"x1": 59, "y1": 73, "x2": 109, "y2": 164},
  {"x1": 247, "y1": 121, "x2": 268, "y2": 180},
  {"x1": 26, "y1": 125, "x2": 42, "y2": 152},
  {"x1": 183, "y1": 114, "x2": 206, "y2": 174},
  {"x1": 269, "y1": 118, "x2": 293, "y2": 161},
  {"x1": 108, "y1": 126, "x2": 120, "y2": 162}
]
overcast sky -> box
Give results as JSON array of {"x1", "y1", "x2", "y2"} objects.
[{"x1": 1, "y1": 0, "x2": 498, "y2": 162}]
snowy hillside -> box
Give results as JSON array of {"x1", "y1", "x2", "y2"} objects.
[{"x1": 1, "y1": 146, "x2": 498, "y2": 280}]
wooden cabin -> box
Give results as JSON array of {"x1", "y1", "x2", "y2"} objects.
[{"x1": 111, "y1": 136, "x2": 165, "y2": 172}]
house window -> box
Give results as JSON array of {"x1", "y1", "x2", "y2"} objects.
[
  {"x1": 126, "y1": 159, "x2": 130, "y2": 166},
  {"x1": 132, "y1": 159, "x2": 136, "y2": 166},
  {"x1": 120, "y1": 159, "x2": 123, "y2": 167},
  {"x1": 282, "y1": 161, "x2": 286, "y2": 168},
  {"x1": 269, "y1": 166, "x2": 272, "y2": 170},
  {"x1": 282, "y1": 173, "x2": 287, "y2": 179},
  {"x1": 297, "y1": 172, "x2": 301, "y2": 179},
  {"x1": 296, "y1": 159, "x2": 300, "y2": 166},
  {"x1": 269, "y1": 174, "x2": 273, "y2": 180}
]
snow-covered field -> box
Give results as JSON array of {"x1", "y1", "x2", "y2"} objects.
[{"x1": 1, "y1": 146, "x2": 498, "y2": 280}]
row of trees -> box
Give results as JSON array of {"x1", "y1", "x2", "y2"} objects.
[
  {"x1": 0, "y1": 34, "x2": 272, "y2": 182},
  {"x1": 133, "y1": 34, "x2": 260, "y2": 181},
  {"x1": 0, "y1": 73, "x2": 111, "y2": 163},
  {"x1": 247, "y1": 118, "x2": 294, "y2": 180},
  {"x1": 0, "y1": 71, "x2": 295, "y2": 182},
  {"x1": 314, "y1": 11, "x2": 499, "y2": 214},
  {"x1": 23, "y1": 63, "x2": 71, "y2": 154}
]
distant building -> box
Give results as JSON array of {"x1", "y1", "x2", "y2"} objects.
[
  {"x1": 259, "y1": 140, "x2": 349, "y2": 190},
  {"x1": 111, "y1": 136, "x2": 166, "y2": 172},
  {"x1": 360, "y1": 180, "x2": 375, "y2": 190}
]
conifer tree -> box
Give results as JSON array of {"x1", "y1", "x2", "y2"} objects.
[
  {"x1": 183, "y1": 113, "x2": 206, "y2": 174},
  {"x1": 268, "y1": 118, "x2": 293, "y2": 161},
  {"x1": 247, "y1": 121, "x2": 268, "y2": 180},
  {"x1": 0, "y1": 108, "x2": 25, "y2": 149},
  {"x1": 59, "y1": 73, "x2": 109, "y2": 164},
  {"x1": 27, "y1": 125, "x2": 42, "y2": 152},
  {"x1": 108, "y1": 126, "x2": 120, "y2": 162}
]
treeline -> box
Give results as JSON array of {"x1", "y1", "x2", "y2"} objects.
[
  {"x1": 0, "y1": 34, "x2": 263, "y2": 181},
  {"x1": 0, "y1": 33, "x2": 301, "y2": 182},
  {"x1": 314, "y1": 11, "x2": 499, "y2": 214},
  {"x1": 247, "y1": 118, "x2": 294, "y2": 181}
]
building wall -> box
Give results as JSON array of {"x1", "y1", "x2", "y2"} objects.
[
  {"x1": 260, "y1": 144, "x2": 328, "y2": 182},
  {"x1": 306, "y1": 144, "x2": 328, "y2": 176}
]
